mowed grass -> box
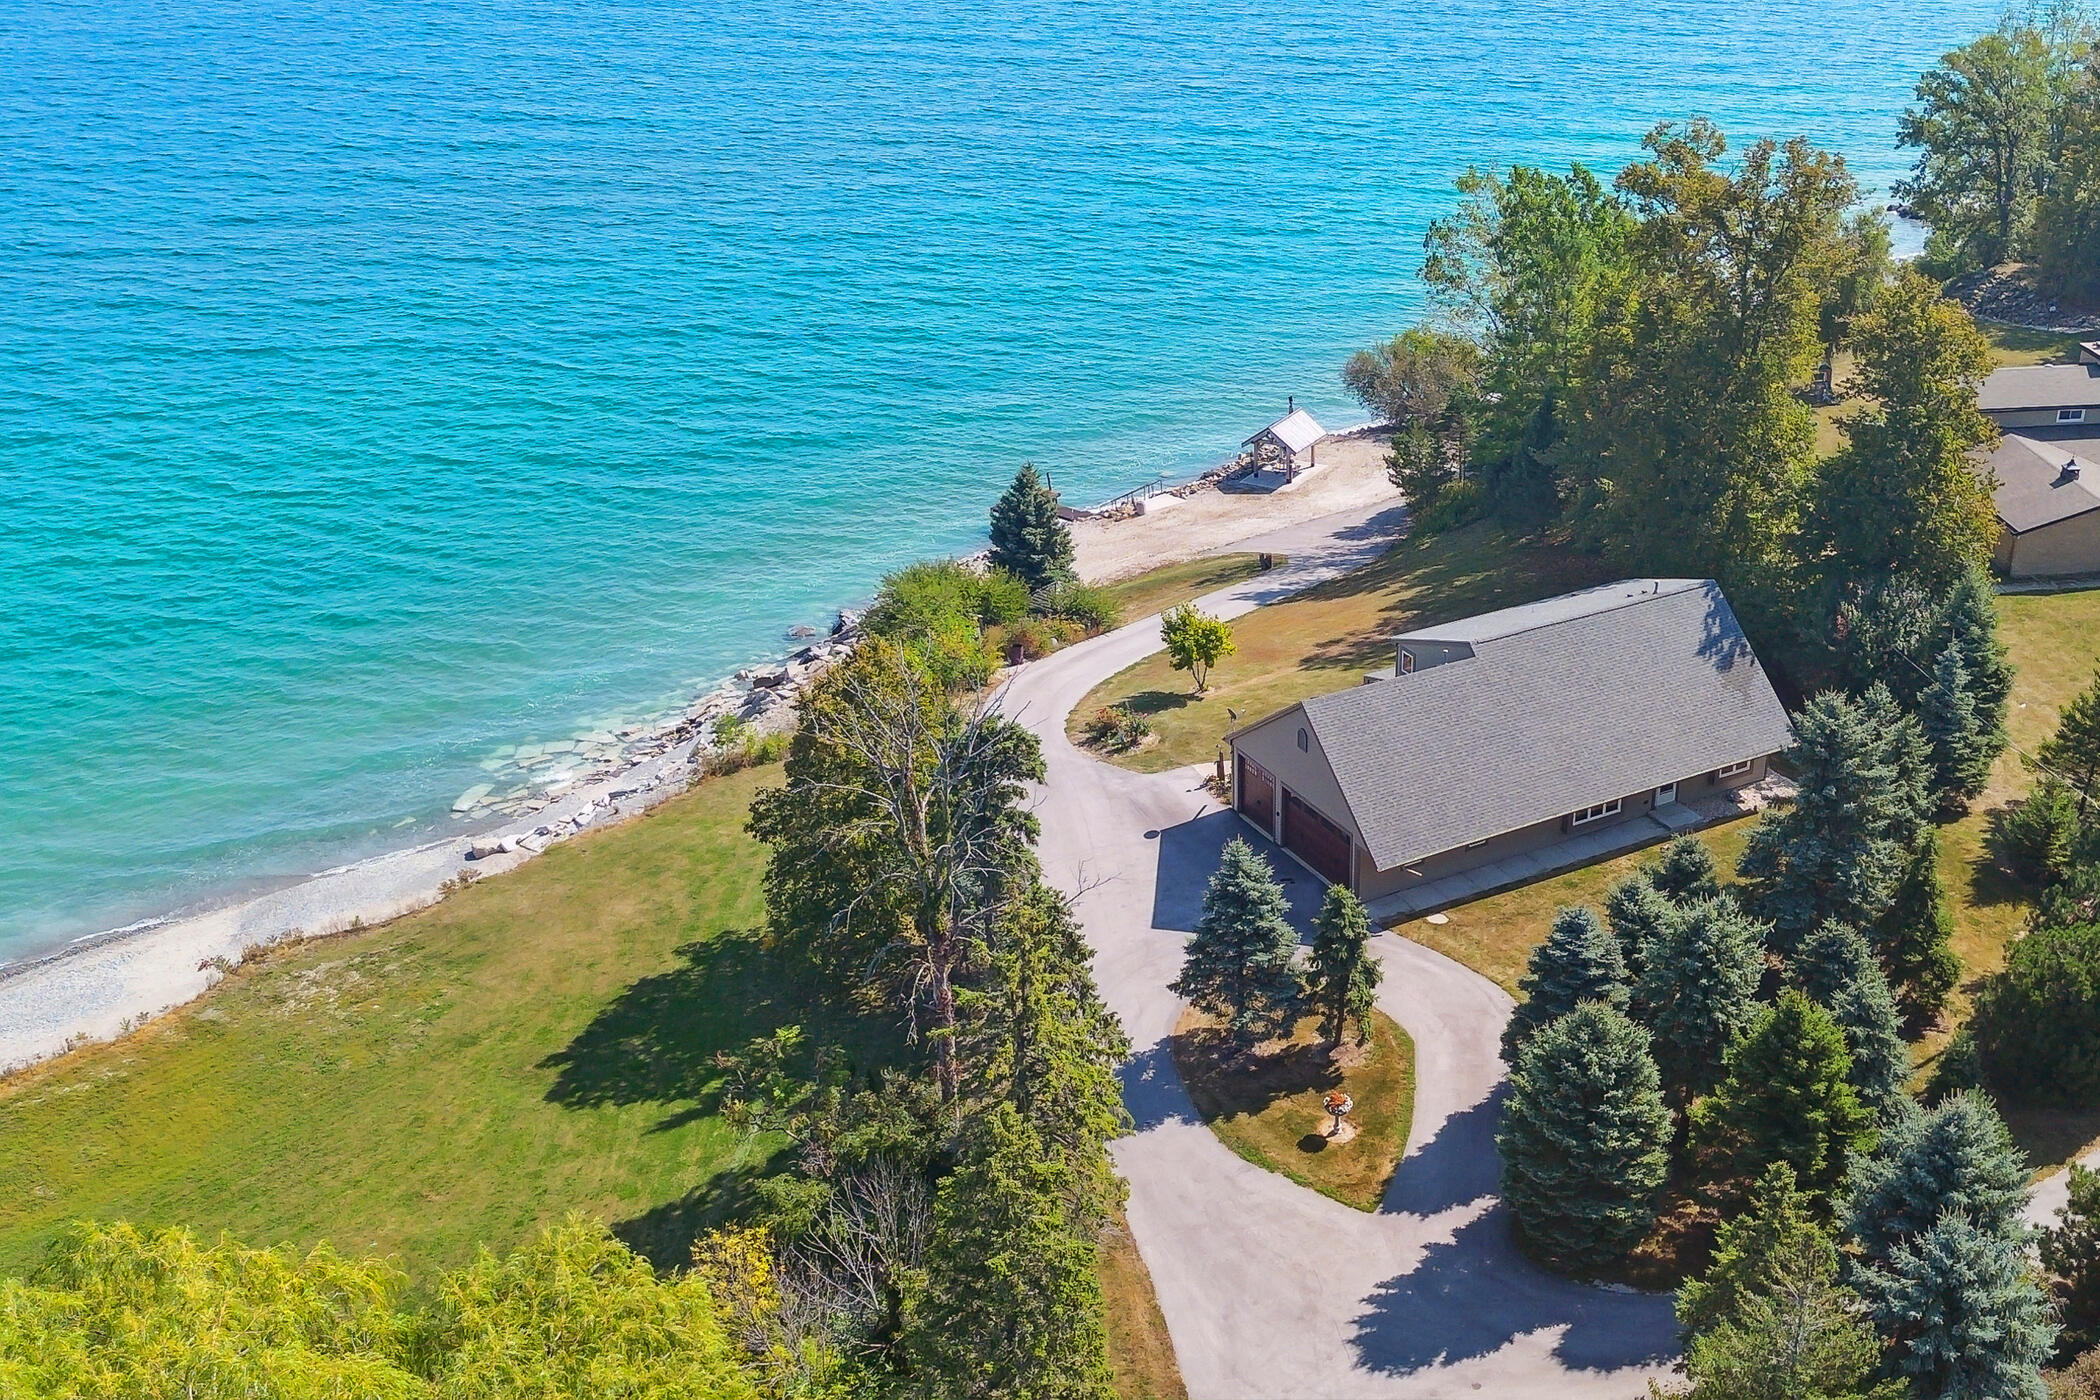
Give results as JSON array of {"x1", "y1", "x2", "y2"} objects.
[
  {"x1": 1071, "y1": 521, "x2": 1615, "y2": 771},
  {"x1": 1982, "y1": 319, "x2": 2089, "y2": 368},
  {"x1": 1172, "y1": 1009, "x2": 1415, "y2": 1212},
  {"x1": 0, "y1": 765, "x2": 848, "y2": 1277},
  {"x1": 1101, "y1": 553, "x2": 1269, "y2": 622},
  {"x1": 1099, "y1": 1210, "x2": 1189, "y2": 1400}
]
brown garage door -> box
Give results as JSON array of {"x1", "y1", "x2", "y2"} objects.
[
  {"x1": 1237, "y1": 754, "x2": 1275, "y2": 832},
  {"x1": 1283, "y1": 788, "x2": 1353, "y2": 887}
]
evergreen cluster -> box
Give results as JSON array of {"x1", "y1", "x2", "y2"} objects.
[{"x1": 1170, "y1": 840, "x2": 1382, "y2": 1052}]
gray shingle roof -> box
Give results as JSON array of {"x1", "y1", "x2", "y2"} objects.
[
  {"x1": 1300, "y1": 579, "x2": 1794, "y2": 871},
  {"x1": 1979, "y1": 363, "x2": 2100, "y2": 412},
  {"x1": 1985, "y1": 433, "x2": 2100, "y2": 533}
]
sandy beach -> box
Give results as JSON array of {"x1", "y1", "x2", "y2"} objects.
[
  {"x1": 1071, "y1": 431, "x2": 1397, "y2": 582},
  {"x1": 0, "y1": 430, "x2": 1397, "y2": 1075}
]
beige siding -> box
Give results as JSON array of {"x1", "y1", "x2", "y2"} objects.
[
  {"x1": 1353, "y1": 757, "x2": 1770, "y2": 900},
  {"x1": 2005, "y1": 512, "x2": 2100, "y2": 577},
  {"x1": 1231, "y1": 708, "x2": 1362, "y2": 849}
]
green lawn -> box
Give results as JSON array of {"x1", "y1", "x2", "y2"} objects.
[
  {"x1": 1100, "y1": 553, "x2": 1269, "y2": 622},
  {"x1": 1172, "y1": 1009, "x2": 1415, "y2": 1213},
  {"x1": 1982, "y1": 319, "x2": 2090, "y2": 368},
  {"x1": 1070, "y1": 521, "x2": 1615, "y2": 772},
  {"x1": 0, "y1": 765, "x2": 846, "y2": 1276}
]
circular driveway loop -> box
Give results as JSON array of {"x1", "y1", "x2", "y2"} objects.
[{"x1": 1002, "y1": 502, "x2": 1678, "y2": 1399}]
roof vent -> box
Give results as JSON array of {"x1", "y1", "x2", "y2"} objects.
[{"x1": 2066, "y1": 458, "x2": 2084, "y2": 483}]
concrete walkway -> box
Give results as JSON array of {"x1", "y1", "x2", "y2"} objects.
[
  {"x1": 1002, "y1": 501, "x2": 1677, "y2": 1399},
  {"x1": 1365, "y1": 814, "x2": 1676, "y2": 924}
]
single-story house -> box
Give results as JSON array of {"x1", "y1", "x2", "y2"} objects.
[
  {"x1": 1983, "y1": 434, "x2": 2100, "y2": 578},
  {"x1": 1227, "y1": 579, "x2": 1794, "y2": 898},
  {"x1": 1977, "y1": 343, "x2": 2100, "y2": 430}
]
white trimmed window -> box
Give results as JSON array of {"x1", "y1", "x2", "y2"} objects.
[
  {"x1": 1569, "y1": 798, "x2": 1622, "y2": 827},
  {"x1": 1399, "y1": 648, "x2": 1416, "y2": 674},
  {"x1": 2061, "y1": 408, "x2": 2089, "y2": 423},
  {"x1": 1715, "y1": 758, "x2": 1754, "y2": 780}
]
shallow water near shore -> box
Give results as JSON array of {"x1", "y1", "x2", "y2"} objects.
[{"x1": 1, "y1": 0, "x2": 1994, "y2": 962}]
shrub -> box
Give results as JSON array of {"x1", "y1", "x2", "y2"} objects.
[
  {"x1": 1999, "y1": 778, "x2": 2084, "y2": 886},
  {"x1": 1412, "y1": 477, "x2": 1486, "y2": 534},
  {"x1": 1083, "y1": 705, "x2": 1150, "y2": 753},
  {"x1": 976, "y1": 568, "x2": 1033, "y2": 626},
  {"x1": 1006, "y1": 620, "x2": 1054, "y2": 661},
  {"x1": 1973, "y1": 922, "x2": 2100, "y2": 1105},
  {"x1": 1041, "y1": 580, "x2": 1121, "y2": 632},
  {"x1": 865, "y1": 559, "x2": 985, "y2": 640}
]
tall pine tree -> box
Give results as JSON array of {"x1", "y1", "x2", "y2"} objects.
[
  {"x1": 1605, "y1": 872, "x2": 1676, "y2": 981},
  {"x1": 1739, "y1": 689, "x2": 1913, "y2": 953},
  {"x1": 1497, "y1": 1002, "x2": 1672, "y2": 1276},
  {"x1": 1856, "y1": 1209, "x2": 2056, "y2": 1400},
  {"x1": 986, "y1": 462, "x2": 1075, "y2": 592},
  {"x1": 1675, "y1": 1165, "x2": 1899, "y2": 1400},
  {"x1": 1871, "y1": 831, "x2": 1961, "y2": 1027},
  {"x1": 1919, "y1": 637, "x2": 1993, "y2": 810},
  {"x1": 1933, "y1": 564, "x2": 2012, "y2": 762},
  {"x1": 1303, "y1": 885, "x2": 1381, "y2": 1048},
  {"x1": 904, "y1": 1104, "x2": 1117, "y2": 1400},
  {"x1": 1843, "y1": 1089, "x2": 2029, "y2": 1264},
  {"x1": 1501, "y1": 905, "x2": 1628, "y2": 1063},
  {"x1": 1648, "y1": 835, "x2": 1724, "y2": 903},
  {"x1": 1632, "y1": 894, "x2": 1766, "y2": 1106},
  {"x1": 1694, "y1": 991, "x2": 1877, "y2": 1201},
  {"x1": 1790, "y1": 920, "x2": 1912, "y2": 1124},
  {"x1": 2040, "y1": 666, "x2": 2100, "y2": 821},
  {"x1": 1170, "y1": 838, "x2": 1301, "y2": 1046}
]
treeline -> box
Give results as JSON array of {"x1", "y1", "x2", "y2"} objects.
[
  {"x1": 709, "y1": 470, "x2": 1131, "y2": 1397},
  {"x1": 1345, "y1": 118, "x2": 2005, "y2": 707},
  {"x1": 1899, "y1": 8, "x2": 2100, "y2": 302}
]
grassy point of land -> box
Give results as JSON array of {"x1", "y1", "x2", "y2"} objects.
[
  {"x1": 1100, "y1": 553, "x2": 1270, "y2": 623},
  {"x1": 1071, "y1": 522, "x2": 1615, "y2": 771},
  {"x1": 1171, "y1": 1009, "x2": 1415, "y2": 1212}
]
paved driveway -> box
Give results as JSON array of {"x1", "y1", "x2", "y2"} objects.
[{"x1": 1003, "y1": 503, "x2": 1678, "y2": 1398}]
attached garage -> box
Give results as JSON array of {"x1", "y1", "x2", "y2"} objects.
[
  {"x1": 1236, "y1": 755, "x2": 1276, "y2": 833},
  {"x1": 1283, "y1": 788, "x2": 1353, "y2": 886}
]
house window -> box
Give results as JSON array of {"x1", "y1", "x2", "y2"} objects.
[
  {"x1": 1399, "y1": 648, "x2": 1416, "y2": 675},
  {"x1": 1297, "y1": 727, "x2": 1309, "y2": 752},
  {"x1": 2061, "y1": 408, "x2": 2089, "y2": 423},
  {"x1": 1569, "y1": 798, "x2": 1623, "y2": 828},
  {"x1": 1715, "y1": 758, "x2": 1754, "y2": 781}
]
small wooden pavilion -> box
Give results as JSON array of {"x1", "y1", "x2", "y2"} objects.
[{"x1": 1243, "y1": 402, "x2": 1326, "y2": 481}]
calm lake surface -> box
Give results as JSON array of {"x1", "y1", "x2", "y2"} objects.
[{"x1": 0, "y1": 0, "x2": 1998, "y2": 961}]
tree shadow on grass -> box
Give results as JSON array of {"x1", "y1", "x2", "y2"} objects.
[
  {"x1": 1171, "y1": 1020, "x2": 1346, "y2": 1123},
  {"x1": 538, "y1": 929, "x2": 901, "y2": 1267},
  {"x1": 1120, "y1": 689, "x2": 1196, "y2": 717}
]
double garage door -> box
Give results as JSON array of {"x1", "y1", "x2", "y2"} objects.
[{"x1": 1282, "y1": 789, "x2": 1353, "y2": 888}]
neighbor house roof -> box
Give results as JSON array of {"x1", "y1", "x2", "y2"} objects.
[
  {"x1": 1984, "y1": 433, "x2": 2100, "y2": 533},
  {"x1": 1244, "y1": 408, "x2": 1325, "y2": 454},
  {"x1": 1978, "y1": 363, "x2": 2100, "y2": 413},
  {"x1": 1293, "y1": 579, "x2": 1794, "y2": 872}
]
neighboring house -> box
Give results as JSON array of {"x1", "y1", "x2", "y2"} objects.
[
  {"x1": 1983, "y1": 433, "x2": 2100, "y2": 578},
  {"x1": 1227, "y1": 579, "x2": 1794, "y2": 899},
  {"x1": 1977, "y1": 342, "x2": 2100, "y2": 430}
]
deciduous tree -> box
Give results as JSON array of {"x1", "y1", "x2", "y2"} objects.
[
  {"x1": 1159, "y1": 603, "x2": 1235, "y2": 693},
  {"x1": 1498, "y1": 1003, "x2": 1672, "y2": 1276},
  {"x1": 1898, "y1": 22, "x2": 2059, "y2": 269}
]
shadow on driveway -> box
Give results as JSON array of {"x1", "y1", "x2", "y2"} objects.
[
  {"x1": 1352, "y1": 1206, "x2": 1678, "y2": 1376},
  {"x1": 1150, "y1": 809, "x2": 1327, "y2": 936}
]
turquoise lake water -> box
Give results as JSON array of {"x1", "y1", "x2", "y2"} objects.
[{"x1": 1, "y1": 0, "x2": 2000, "y2": 963}]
